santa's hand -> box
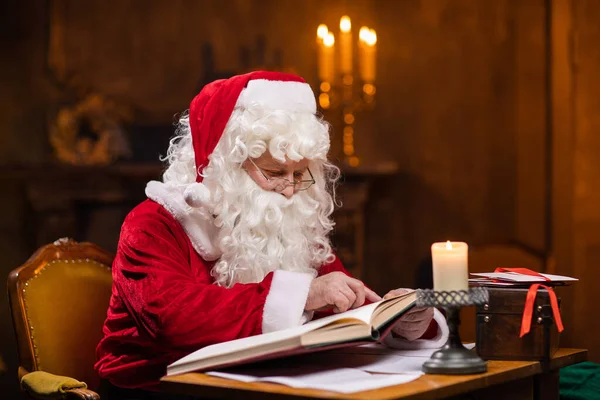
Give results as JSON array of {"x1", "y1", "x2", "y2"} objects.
[
  {"x1": 385, "y1": 288, "x2": 434, "y2": 341},
  {"x1": 305, "y1": 272, "x2": 382, "y2": 313}
]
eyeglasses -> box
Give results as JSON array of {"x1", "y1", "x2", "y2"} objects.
[{"x1": 247, "y1": 158, "x2": 316, "y2": 192}]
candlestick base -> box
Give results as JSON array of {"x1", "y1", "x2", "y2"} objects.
[
  {"x1": 416, "y1": 288, "x2": 489, "y2": 375},
  {"x1": 422, "y1": 343, "x2": 488, "y2": 375}
]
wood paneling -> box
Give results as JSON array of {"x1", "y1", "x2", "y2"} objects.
[
  {"x1": 556, "y1": 0, "x2": 600, "y2": 362},
  {"x1": 2, "y1": 1, "x2": 600, "y2": 398},
  {"x1": 368, "y1": 0, "x2": 546, "y2": 292}
]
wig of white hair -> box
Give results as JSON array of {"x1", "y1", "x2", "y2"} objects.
[{"x1": 161, "y1": 105, "x2": 340, "y2": 287}]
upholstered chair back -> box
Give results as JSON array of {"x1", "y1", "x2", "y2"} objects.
[{"x1": 8, "y1": 238, "x2": 113, "y2": 390}]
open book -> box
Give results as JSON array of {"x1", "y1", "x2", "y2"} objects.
[{"x1": 166, "y1": 291, "x2": 417, "y2": 376}]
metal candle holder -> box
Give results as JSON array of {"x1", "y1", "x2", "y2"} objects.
[{"x1": 416, "y1": 287, "x2": 489, "y2": 374}]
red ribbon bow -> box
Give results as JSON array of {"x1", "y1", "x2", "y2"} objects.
[{"x1": 494, "y1": 267, "x2": 564, "y2": 337}]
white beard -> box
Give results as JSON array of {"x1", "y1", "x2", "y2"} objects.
[{"x1": 202, "y1": 169, "x2": 330, "y2": 287}]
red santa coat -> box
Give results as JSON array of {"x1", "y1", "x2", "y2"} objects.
[
  {"x1": 96, "y1": 199, "x2": 363, "y2": 388},
  {"x1": 96, "y1": 188, "x2": 445, "y2": 389}
]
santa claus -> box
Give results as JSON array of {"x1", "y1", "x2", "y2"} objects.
[{"x1": 95, "y1": 71, "x2": 448, "y2": 394}]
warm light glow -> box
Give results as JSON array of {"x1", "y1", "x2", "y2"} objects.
[
  {"x1": 318, "y1": 93, "x2": 330, "y2": 109},
  {"x1": 344, "y1": 144, "x2": 354, "y2": 154},
  {"x1": 343, "y1": 126, "x2": 354, "y2": 135},
  {"x1": 349, "y1": 156, "x2": 360, "y2": 167},
  {"x1": 446, "y1": 240, "x2": 453, "y2": 250},
  {"x1": 359, "y1": 26, "x2": 370, "y2": 42},
  {"x1": 365, "y1": 29, "x2": 377, "y2": 46},
  {"x1": 363, "y1": 83, "x2": 376, "y2": 95},
  {"x1": 323, "y1": 32, "x2": 335, "y2": 47},
  {"x1": 320, "y1": 82, "x2": 331, "y2": 92},
  {"x1": 344, "y1": 113, "x2": 355, "y2": 124},
  {"x1": 317, "y1": 24, "x2": 328, "y2": 39},
  {"x1": 342, "y1": 74, "x2": 353, "y2": 85},
  {"x1": 340, "y1": 16, "x2": 351, "y2": 33}
]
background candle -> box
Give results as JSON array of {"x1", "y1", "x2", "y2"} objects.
[
  {"x1": 358, "y1": 27, "x2": 377, "y2": 82},
  {"x1": 431, "y1": 241, "x2": 469, "y2": 291},
  {"x1": 339, "y1": 16, "x2": 352, "y2": 75},
  {"x1": 318, "y1": 32, "x2": 335, "y2": 83}
]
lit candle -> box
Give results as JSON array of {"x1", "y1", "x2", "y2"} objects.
[
  {"x1": 317, "y1": 24, "x2": 328, "y2": 42},
  {"x1": 358, "y1": 27, "x2": 377, "y2": 82},
  {"x1": 431, "y1": 241, "x2": 469, "y2": 291},
  {"x1": 339, "y1": 16, "x2": 352, "y2": 75},
  {"x1": 318, "y1": 32, "x2": 335, "y2": 83}
]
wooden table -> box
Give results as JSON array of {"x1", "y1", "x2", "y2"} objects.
[{"x1": 160, "y1": 348, "x2": 587, "y2": 400}]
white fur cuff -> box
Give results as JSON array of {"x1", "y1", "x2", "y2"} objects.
[
  {"x1": 262, "y1": 270, "x2": 314, "y2": 333},
  {"x1": 383, "y1": 308, "x2": 449, "y2": 350}
]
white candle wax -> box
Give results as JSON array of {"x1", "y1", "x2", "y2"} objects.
[
  {"x1": 431, "y1": 241, "x2": 469, "y2": 291},
  {"x1": 340, "y1": 31, "x2": 352, "y2": 75},
  {"x1": 318, "y1": 34, "x2": 335, "y2": 83},
  {"x1": 361, "y1": 43, "x2": 376, "y2": 82},
  {"x1": 339, "y1": 16, "x2": 352, "y2": 75}
]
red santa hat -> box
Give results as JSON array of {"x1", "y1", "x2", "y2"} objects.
[{"x1": 183, "y1": 71, "x2": 317, "y2": 207}]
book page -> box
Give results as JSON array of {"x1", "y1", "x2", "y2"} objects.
[
  {"x1": 308, "y1": 301, "x2": 380, "y2": 326},
  {"x1": 371, "y1": 292, "x2": 417, "y2": 330},
  {"x1": 169, "y1": 303, "x2": 381, "y2": 371}
]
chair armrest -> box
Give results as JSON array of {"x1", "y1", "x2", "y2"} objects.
[
  {"x1": 20, "y1": 370, "x2": 99, "y2": 400},
  {"x1": 64, "y1": 388, "x2": 100, "y2": 400}
]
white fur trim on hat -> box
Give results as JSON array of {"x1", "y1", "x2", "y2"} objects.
[{"x1": 236, "y1": 79, "x2": 316, "y2": 113}]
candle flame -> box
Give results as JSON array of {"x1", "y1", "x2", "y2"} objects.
[
  {"x1": 340, "y1": 16, "x2": 351, "y2": 32},
  {"x1": 446, "y1": 241, "x2": 453, "y2": 250},
  {"x1": 324, "y1": 32, "x2": 335, "y2": 47},
  {"x1": 366, "y1": 29, "x2": 377, "y2": 46},
  {"x1": 359, "y1": 27, "x2": 377, "y2": 46},
  {"x1": 317, "y1": 24, "x2": 328, "y2": 40},
  {"x1": 359, "y1": 26, "x2": 370, "y2": 42}
]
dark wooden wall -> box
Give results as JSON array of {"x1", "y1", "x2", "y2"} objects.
[
  {"x1": 550, "y1": 0, "x2": 600, "y2": 365},
  {"x1": 0, "y1": 0, "x2": 599, "y2": 397}
]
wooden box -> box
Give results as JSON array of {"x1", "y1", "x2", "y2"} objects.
[{"x1": 475, "y1": 287, "x2": 560, "y2": 361}]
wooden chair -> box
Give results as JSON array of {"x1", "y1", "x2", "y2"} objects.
[
  {"x1": 8, "y1": 238, "x2": 114, "y2": 400},
  {"x1": 460, "y1": 241, "x2": 554, "y2": 342}
]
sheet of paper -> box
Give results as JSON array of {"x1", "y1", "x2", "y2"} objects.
[
  {"x1": 470, "y1": 272, "x2": 578, "y2": 283},
  {"x1": 296, "y1": 343, "x2": 476, "y2": 374},
  {"x1": 207, "y1": 367, "x2": 422, "y2": 393},
  {"x1": 205, "y1": 343, "x2": 477, "y2": 391},
  {"x1": 469, "y1": 278, "x2": 517, "y2": 287},
  {"x1": 325, "y1": 342, "x2": 475, "y2": 358}
]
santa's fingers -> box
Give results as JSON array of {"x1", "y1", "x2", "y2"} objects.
[
  {"x1": 345, "y1": 277, "x2": 382, "y2": 304},
  {"x1": 403, "y1": 307, "x2": 434, "y2": 320},
  {"x1": 350, "y1": 285, "x2": 365, "y2": 309},
  {"x1": 332, "y1": 287, "x2": 356, "y2": 313},
  {"x1": 365, "y1": 287, "x2": 382, "y2": 303}
]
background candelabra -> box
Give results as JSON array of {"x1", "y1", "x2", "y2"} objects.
[{"x1": 316, "y1": 16, "x2": 377, "y2": 167}]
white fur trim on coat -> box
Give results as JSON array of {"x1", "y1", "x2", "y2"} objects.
[
  {"x1": 262, "y1": 270, "x2": 314, "y2": 333},
  {"x1": 236, "y1": 79, "x2": 316, "y2": 113},
  {"x1": 383, "y1": 308, "x2": 449, "y2": 350},
  {"x1": 145, "y1": 180, "x2": 222, "y2": 261}
]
